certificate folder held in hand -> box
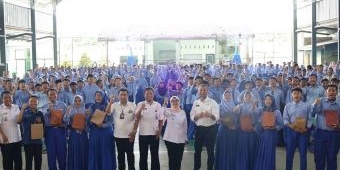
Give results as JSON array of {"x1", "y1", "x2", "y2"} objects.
[
  {"x1": 31, "y1": 123, "x2": 44, "y2": 140},
  {"x1": 262, "y1": 112, "x2": 275, "y2": 127},
  {"x1": 72, "y1": 114, "x2": 86, "y2": 130},
  {"x1": 90, "y1": 109, "x2": 107, "y2": 126},
  {"x1": 50, "y1": 110, "x2": 63, "y2": 126}
]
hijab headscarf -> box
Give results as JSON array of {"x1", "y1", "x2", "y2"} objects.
[
  {"x1": 73, "y1": 95, "x2": 85, "y2": 109},
  {"x1": 263, "y1": 94, "x2": 277, "y2": 112},
  {"x1": 95, "y1": 90, "x2": 108, "y2": 106},
  {"x1": 220, "y1": 90, "x2": 236, "y2": 112},
  {"x1": 157, "y1": 81, "x2": 167, "y2": 96}
]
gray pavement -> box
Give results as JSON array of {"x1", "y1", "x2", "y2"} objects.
[{"x1": 0, "y1": 139, "x2": 339, "y2": 170}]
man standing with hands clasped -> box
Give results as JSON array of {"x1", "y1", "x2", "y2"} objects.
[
  {"x1": 190, "y1": 81, "x2": 219, "y2": 170},
  {"x1": 106, "y1": 88, "x2": 137, "y2": 170},
  {"x1": 134, "y1": 87, "x2": 163, "y2": 170},
  {"x1": 311, "y1": 84, "x2": 340, "y2": 170}
]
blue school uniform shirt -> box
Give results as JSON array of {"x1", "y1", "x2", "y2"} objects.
[
  {"x1": 14, "y1": 90, "x2": 31, "y2": 108},
  {"x1": 41, "y1": 101, "x2": 67, "y2": 127},
  {"x1": 311, "y1": 97, "x2": 340, "y2": 131},
  {"x1": 82, "y1": 83, "x2": 99, "y2": 104},
  {"x1": 282, "y1": 101, "x2": 313, "y2": 128}
]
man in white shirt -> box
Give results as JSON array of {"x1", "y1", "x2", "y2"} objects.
[
  {"x1": 190, "y1": 81, "x2": 219, "y2": 170},
  {"x1": 107, "y1": 88, "x2": 137, "y2": 170},
  {"x1": 0, "y1": 90, "x2": 22, "y2": 170},
  {"x1": 135, "y1": 87, "x2": 164, "y2": 170}
]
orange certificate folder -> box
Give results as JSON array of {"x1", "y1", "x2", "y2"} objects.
[
  {"x1": 72, "y1": 114, "x2": 86, "y2": 130},
  {"x1": 240, "y1": 115, "x2": 252, "y2": 131},
  {"x1": 324, "y1": 110, "x2": 339, "y2": 127},
  {"x1": 50, "y1": 110, "x2": 63, "y2": 126},
  {"x1": 90, "y1": 109, "x2": 106, "y2": 126},
  {"x1": 262, "y1": 112, "x2": 276, "y2": 127},
  {"x1": 31, "y1": 123, "x2": 44, "y2": 140},
  {"x1": 294, "y1": 117, "x2": 306, "y2": 130}
]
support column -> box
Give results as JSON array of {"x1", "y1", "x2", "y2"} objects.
[
  {"x1": 30, "y1": 0, "x2": 37, "y2": 69},
  {"x1": 311, "y1": 0, "x2": 317, "y2": 65},
  {"x1": 338, "y1": 0, "x2": 340, "y2": 61},
  {"x1": 53, "y1": 0, "x2": 58, "y2": 67},
  {"x1": 0, "y1": 0, "x2": 6, "y2": 65},
  {"x1": 293, "y1": 0, "x2": 298, "y2": 62},
  {"x1": 175, "y1": 40, "x2": 181, "y2": 64}
]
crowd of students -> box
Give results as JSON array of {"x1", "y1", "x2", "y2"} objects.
[{"x1": 0, "y1": 61, "x2": 339, "y2": 170}]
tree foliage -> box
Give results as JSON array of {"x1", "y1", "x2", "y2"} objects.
[{"x1": 79, "y1": 53, "x2": 92, "y2": 67}]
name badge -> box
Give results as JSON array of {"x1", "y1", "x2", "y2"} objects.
[{"x1": 120, "y1": 112, "x2": 124, "y2": 119}]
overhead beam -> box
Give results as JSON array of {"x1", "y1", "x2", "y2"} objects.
[{"x1": 6, "y1": 33, "x2": 33, "y2": 39}]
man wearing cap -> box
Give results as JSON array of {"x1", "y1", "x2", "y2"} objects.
[{"x1": 190, "y1": 81, "x2": 219, "y2": 170}]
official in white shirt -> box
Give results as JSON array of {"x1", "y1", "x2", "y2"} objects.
[
  {"x1": 0, "y1": 90, "x2": 22, "y2": 170},
  {"x1": 162, "y1": 96, "x2": 187, "y2": 170},
  {"x1": 135, "y1": 87, "x2": 164, "y2": 170},
  {"x1": 190, "y1": 81, "x2": 219, "y2": 170},
  {"x1": 107, "y1": 88, "x2": 137, "y2": 170}
]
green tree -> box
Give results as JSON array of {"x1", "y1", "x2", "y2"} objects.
[{"x1": 79, "y1": 53, "x2": 92, "y2": 67}]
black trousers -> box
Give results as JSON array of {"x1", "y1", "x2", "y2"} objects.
[
  {"x1": 139, "y1": 135, "x2": 160, "y2": 170},
  {"x1": 194, "y1": 124, "x2": 217, "y2": 170},
  {"x1": 164, "y1": 141, "x2": 185, "y2": 170},
  {"x1": 23, "y1": 144, "x2": 42, "y2": 170},
  {"x1": 0, "y1": 141, "x2": 22, "y2": 170},
  {"x1": 115, "y1": 138, "x2": 135, "y2": 170}
]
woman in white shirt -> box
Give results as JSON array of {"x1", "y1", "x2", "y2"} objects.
[{"x1": 163, "y1": 96, "x2": 188, "y2": 170}]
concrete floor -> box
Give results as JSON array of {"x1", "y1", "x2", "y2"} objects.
[{"x1": 0, "y1": 139, "x2": 339, "y2": 170}]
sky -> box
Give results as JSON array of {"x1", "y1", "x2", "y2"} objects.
[{"x1": 57, "y1": 0, "x2": 293, "y2": 38}]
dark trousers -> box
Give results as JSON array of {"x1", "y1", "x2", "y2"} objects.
[
  {"x1": 183, "y1": 104, "x2": 193, "y2": 129},
  {"x1": 194, "y1": 124, "x2": 217, "y2": 170},
  {"x1": 0, "y1": 141, "x2": 22, "y2": 170},
  {"x1": 314, "y1": 129, "x2": 340, "y2": 170},
  {"x1": 115, "y1": 138, "x2": 135, "y2": 170},
  {"x1": 285, "y1": 127, "x2": 309, "y2": 170},
  {"x1": 23, "y1": 144, "x2": 42, "y2": 170},
  {"x1": 45, "y1": 127, "x2": 67, "y2": 170},
  {"x1": 139, "y1": 135, "x2": 160, "y2": 170},
  {"x1": 164, "y1": 141, "x2": 185, "y2": 170}
]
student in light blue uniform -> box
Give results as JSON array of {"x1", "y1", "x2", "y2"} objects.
[
  {"x1": 311, "y1": 84, "x2": 340, "y2": 170},
  {"x1": 64, "y1": 95, "x2": 89, "y2": 170},
  {"x1": 41, "y1": 89, "x2": 67, "y2": 170},
  {"x1": 14, "y1": 79, "x2": 31, "y2": 109},
  {"x1": 283, "y1": 87, "x2": 313, "y2": 170},
  {"x1": 82, "y1": 74, "x2": 99, "y2": 108},
  {"x1": 234, "y1": 91, "x2": 259, "y2": 170},
  {"x1": 254, "y1": 94, "x2": 283, "y2": 170},
  {"x1": 88, "y1": 91, "x2": 116, "y2": 170},
  {"x1": 215, "y1": 90, "x2": 237, "y2": 170}
]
